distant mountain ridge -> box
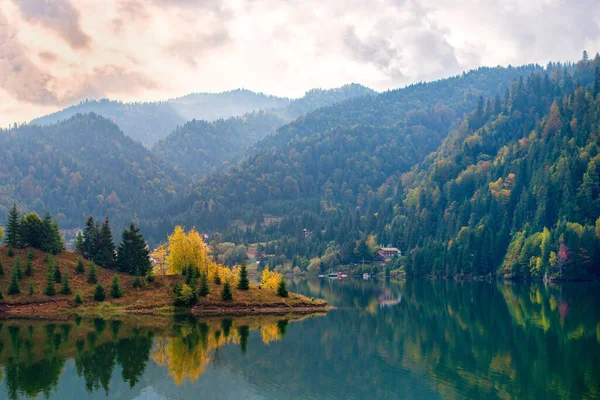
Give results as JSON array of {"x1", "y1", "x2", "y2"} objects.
[
  {"x1": 0, "y1": 113, "x2": 186, "y2": 231},
  {"x1": 30, "y1": 89, "x2": 291, "y2": 146},
  {"x1": 150, "y1": 83, "x2": 376, "y2": 179}
]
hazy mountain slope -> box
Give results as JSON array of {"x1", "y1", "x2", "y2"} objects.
[
  {"x1": 30, "y1": 89, "x2": 290, "y2": 146},
  {"x1": 151, "y1": 84, "x2": 375, "y2": 179},
  {"x1": 0, "y1": 113, "x2": 185, "y2": 229},
  {"x1": 146, "y1": 65, "x2": 541, "y2": 233}
]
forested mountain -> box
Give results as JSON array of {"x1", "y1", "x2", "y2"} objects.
[
  {"x1": 151, "y1": 84, "x2": 375, "y2": 179},
  {"x1": 141, "y1": 57, "x2": 600, "y2": 279},
  {"x1": 0, "y1": 113, "x2": 185, "y2": 230},
  {"x1": 31, "y1": 90, "x2": 290, "y2": 146},
  {"x1": 394, "y1": 59, "x2": 600, "y2": 280}
]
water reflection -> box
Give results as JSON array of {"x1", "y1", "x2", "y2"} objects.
[
  {"x1": 0, "y1": 280, "x2": 599, "y2": 399},
  {"x1": 0, "y1": 314, "x2": 296, "y2": 399}
]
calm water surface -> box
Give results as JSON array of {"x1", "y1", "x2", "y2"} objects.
[{"x1": 0, "y1": 279, "x2": 599, "y2": 399}]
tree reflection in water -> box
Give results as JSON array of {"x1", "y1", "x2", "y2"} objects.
[{"x1": 0, "y1": 314, "x2": 293, "y2": 398}]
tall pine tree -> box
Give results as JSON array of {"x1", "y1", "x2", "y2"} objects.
[
  {"x1": 116, "y1": 222, "x2": 151, "y2": 275},
  {"x1": 6, "y1": 204, "x2": 20, "y2": 248},
  {"x1": 94, "y1": 216, "x2": 116, "y2": 269},
  {"x1": 82, "y1": 216, "x2": 98, "y2": 260}
]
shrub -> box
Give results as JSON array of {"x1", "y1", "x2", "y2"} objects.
[
  {"x1": 0, "y1": 258, "x2": 4, "y2": 276},
  {"x1": 94, "y1": 284, "x2": 106, "y2": 301},
  {"x1": 198, "y1": 273, "x2": 209, "y2": 297},
  {"x1": 87, "y1": 264, "x2": 98, "y2": 284},
  {"x1": 76, "y1": 258, "x2": 85, "y2": 274},
  {"x1": 173, "y1": 282, "x2": 196, "y2": 307},
  {"x1": 221, "y1": 281, "x2": 233, "y2": 301},
  {"x1": 146, "y1": 266, "x2": 155, "y2": 283},
  {"x1": 237, "y1": 261, "x2": 249, "y2": 291},
  {"x1": 110, "y1": 276, "x2": 123, "y2": 298},
  {"x1": 132, "y1": 276, "x2": 143, "y2": 288},
  {"x1": 277, "y1": 278, "x2": 288, "y2": 298}
]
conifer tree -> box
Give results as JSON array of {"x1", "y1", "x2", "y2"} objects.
[
  {"x1": 25, "y1": 258, "x2": 33, "y2": 277},
  {"x1": 110, "y1": 276, "x2": 123, "y2": 298},
  {"x1": 13, "y1": 256, "x2": 22, "y2": 280},
  {"x1": 0, "y1": 258, "x2": 4, "y2": 276},
  {"x1": 146, "y1": 265, "x2": 155, "y2": 283},
  {"x1": 54, "y1": 264, "x2": 62, "y2": 283},
  {"x1": 83, "y1": 216, "x2": 98, "y2": 260},
  {"x1": 76, "y1": 258, "x2": 85, "y2": 274},
  {"x1": 214, "y1": 269, "x2": 222, "y2": 285},
  {"x1": 87, "y1": 263, "x2": 98, "y2": 284},
  {"x1": 132, "y1": 268, "x2": 143, "y2": 288},
  {"x1": 277, "y1": 278, "x2": 288, "y2": 298},
  {"x1": 26, "y1": 248, "x2": 34, "y2": 262},
  {"x1": 94, "y1": 216, "x2": 116, "y2": 269},
  {"x1": 198, "y1": 273, "x2": 209, "y2": 297},
  {"x1": 28, "y1": 280, "x2": 34, "y2": 296},
  {"x1": 41, "y1": 212, "x2": 64, "y2": 254},
  {"x1": 7, "y1": 266, "x2": 20, "y2": 295},
  {"x1": 6, "y1": 204, "x2": 20, "y2": 249},
  {"x1": 94, "y1": 283, "x2": 106, "y2": 301},
  {"x1": 44, "y1": 269, "x2": 56, "y2": 296},
  {"x1": 75, "y1": 232, "x2": 84, "y2": 255},
  {"x1": 61, "y1": 274, "x2": 72, "y2": 295},
  {"x1": 7, "y1": 246, "x2": 13, "y2": 257},
  {"x1": 116, "y1": 222, "x2": 151, "y2": 276},
  {"x1": 221, "y1": 281, "x2": 233, "y2": 301},
  {"x1": 237, "y1": 260, "x2": 249, "y2": 290},
  {"x1": 74, "y1": 292, "x2": 83, "y2": 305},
  {"x1": 0, "y1": 290, "x2": 3, "y2": 301}
]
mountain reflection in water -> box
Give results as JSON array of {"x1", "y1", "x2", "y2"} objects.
[{"x1": 0, "y1": 279, "x2": 599, "y2": 399}]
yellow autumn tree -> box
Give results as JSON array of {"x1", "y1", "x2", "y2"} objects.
[
  {"x1": 166, "y1": 226, "x2": 211, "y2": 275},
  {"x1": 260, "y1": 267, "x2": 282, "y2": 290},
  {"x1": 150, "y1": 244, "x2": 168, "y2": 275}
]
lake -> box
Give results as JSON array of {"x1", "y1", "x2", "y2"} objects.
[{"x1": 0, "y1": 278, "x2": 599, "y2": 399}]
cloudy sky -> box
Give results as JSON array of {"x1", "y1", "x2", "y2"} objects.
[{"x1": 0, "y1": 0, "x2": 599, "y2": 126}]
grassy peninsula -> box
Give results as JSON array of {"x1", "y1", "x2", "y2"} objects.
[{"x1": 0, "y1": 247, "x2": 328, "y2": 318}]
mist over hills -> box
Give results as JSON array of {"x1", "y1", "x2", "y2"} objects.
[{"x1": 31, "y1": 89, "x2": 292, "y2": 146}]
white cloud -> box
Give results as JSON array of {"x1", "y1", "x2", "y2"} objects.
[{"x1": 0, "y1": 0, "x2": 599, "y2": 127}]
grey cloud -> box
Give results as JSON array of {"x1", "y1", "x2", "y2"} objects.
[
  {"x1": 0, "y1": 11, "x2": 157, "y2": 106},
  {"x1": 13, "y1": 0, "x2": 91, "y2": 49},
  {"x1": 0, "y1": 14, "x2": 58, "y2": 104},
  {"x1": 38, "y1": 51, "x2": 58, "y2": 62},
  {"x1": 343, "y1": 26, "x2": 400, "y2": 70},
  {"x1": 166, "y1": 30, "x2": 230, "y2": 67}
]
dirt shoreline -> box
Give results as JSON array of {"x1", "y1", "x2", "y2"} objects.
[{"x1": 0, "y1": 298, "x2": 332, "y2": 318}]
